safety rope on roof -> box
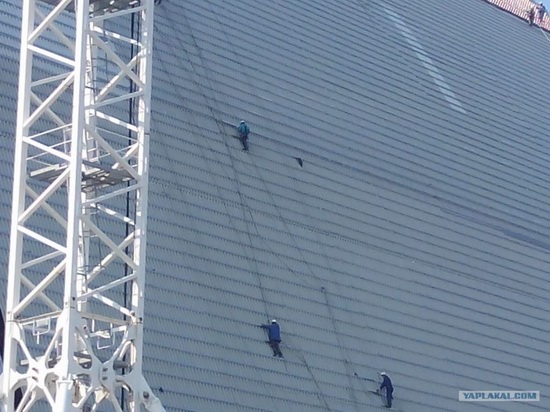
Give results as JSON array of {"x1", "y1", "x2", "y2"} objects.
[
  {"x1": 320, "y1": 287, "x2": 362, "y2": 411},
  {"x1": 153, "y1": 6, "x2": 271, "y2": 320},
  {"x1": 293, "y1": 348, "x2": 333, "y2": 411},
  {"x1": 155, "y1": 8, "x2": 385, "y2": 408}
]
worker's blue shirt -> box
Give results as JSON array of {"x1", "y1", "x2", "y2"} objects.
[
  {"x1": 237, "y1": 123, "x2": 250, "y2": 135},
  {"x1": 380, "y1": 376, "x2": 393, "y2": 392},
  {"x1": 263, "y1": 323, "x2": 281, "y2": 341}
]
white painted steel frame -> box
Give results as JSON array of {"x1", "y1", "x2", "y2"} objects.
[{"x1": 3, "y1": 0, "x2": 164, "y2": 410}]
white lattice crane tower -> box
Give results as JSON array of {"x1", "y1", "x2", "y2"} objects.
[{"x1": 2, "y1": 0, "x2": 165, "y2": 410}]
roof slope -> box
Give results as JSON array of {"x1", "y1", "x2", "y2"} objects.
[{"x1": 1, "y1": 0, "x2": 550, "y2": 411}]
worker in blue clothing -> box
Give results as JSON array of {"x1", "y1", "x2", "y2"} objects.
[
  {"x1": 377, "y1": 372, "x2": 394, "y2": 408},
  {"x1": 538, "y1": 2, "x2": 546, "y2": 23},
  {"x1": 237, "y1": 120, "x2": 250, "y2": 151},
  {"x1": 260, "y1": 319, "x2": 283, "y2": 357}
]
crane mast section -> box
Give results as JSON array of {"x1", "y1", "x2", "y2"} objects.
[{"x1": 2, "y1": 0, "x2": 163, "y2": 410}]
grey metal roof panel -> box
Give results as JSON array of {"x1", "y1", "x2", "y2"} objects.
[{"x1": 1, "y1": 0, "x2": 550, "y2": 411}]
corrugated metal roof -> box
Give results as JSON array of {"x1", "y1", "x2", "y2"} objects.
[{"x1": 1, "y1": 0, "x2": 550, "y2": 410}]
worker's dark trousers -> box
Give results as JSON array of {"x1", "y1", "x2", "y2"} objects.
[
  {"x1": 239, "y1": 133, "x2": 249, "y2": 151},
  {"x1": 385, "y1": 389, "x2": 393, "y2": 408},
  {"x1": 269, "y1": 340, "x2": 283, "y2": 357}
]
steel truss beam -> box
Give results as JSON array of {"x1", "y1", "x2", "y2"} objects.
[{"x1": 3, "y1": 0, "x2": 164, "y2": 410}]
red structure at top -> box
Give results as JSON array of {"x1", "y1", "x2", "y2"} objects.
[{"x1": 487, "y1": 0, "x2": 550, "y2": 29}]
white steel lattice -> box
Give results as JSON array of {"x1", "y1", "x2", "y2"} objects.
[{"x1": 2, "y1": 0, "x2": 165, "y2": 410}]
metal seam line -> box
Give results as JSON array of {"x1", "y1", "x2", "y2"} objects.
[{"x1": 384, "y1": 5, "x2": 467, "y2": 114}]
